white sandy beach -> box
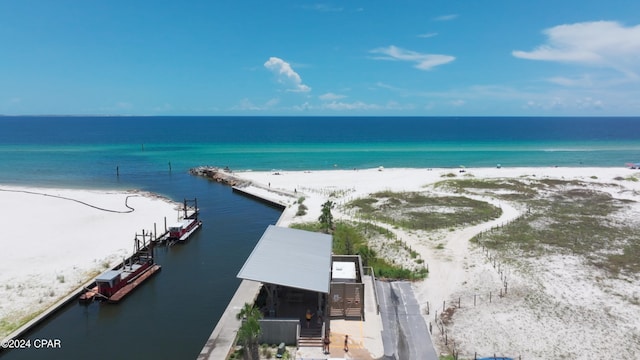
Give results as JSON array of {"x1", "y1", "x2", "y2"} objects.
[
  {"x1": 0, "y1": 186, "x2": 179, "y2": 338},
  {"x1": 232, "y1": 166, "x2": 640, "y2": 360},
  {"x1": 3, "y1": 167, "x2": 640, "y2": 359}
]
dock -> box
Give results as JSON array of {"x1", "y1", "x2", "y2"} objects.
[
  {"x1": 232, "y1": 186, "x2": 286, "y2": 210},
  {"x1": 192, "y1": 166, "x2": 295, "y2": 210}
]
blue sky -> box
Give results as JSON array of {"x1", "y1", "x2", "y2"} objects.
[{"x1": 1, "y1": 1, "x2": 640, "y2": 116}]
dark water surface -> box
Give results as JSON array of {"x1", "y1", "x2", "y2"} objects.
[{"x1": 1, "y1": 174, "x2": 282, "y2": 359}]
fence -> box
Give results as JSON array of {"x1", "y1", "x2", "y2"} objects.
[{"x1": 424, "y1": 220, "x2": 529, "y2": 359}]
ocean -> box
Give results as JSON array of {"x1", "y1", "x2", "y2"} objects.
[
  {"x1": 1, "y1": 116, "x2": 639, "y2": 190},
  {"x1": 0, "y1": 116, "x2": 639, "y2": 359}
]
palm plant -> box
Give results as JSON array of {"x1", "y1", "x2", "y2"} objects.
[
  {"x1": 236, "y1": 302, "x2": 262, "y2": 360},
  {"x1": 319, "y1": 200, "x2": 335, "y2": 233}
]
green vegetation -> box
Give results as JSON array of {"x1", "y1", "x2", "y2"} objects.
[
  {"x1": 235, "y1": 303, "x2": 262, "y2": 360},
  {"x1": 318, "y1": 200, "x2": 335, "y2": 232},
  {"x1": 453, "y1": 178, "x2": 640, "y2": 276},
  {"x1": 292, "y1": 221, "x2": 428, "y2": 280},
  {"x1": 346, "y1": 190, "x2": 502, "y2": 231},
  {"x1": 295, "y1": 197, "x2": 308, "y2": 216}
]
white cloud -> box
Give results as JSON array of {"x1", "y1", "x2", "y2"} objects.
[
  {"x1": 264, "y1": 57, "x2": 311, "y2": 92},
  {"x1": 576, "y1": 97, "x2": 604, "y2": 110},
  {"x1": 434, "y1": 14, "x2": 458, "y2": 21},
  {"x1": 322, "y1": 101, "x2": 381, "y2": 111},
  {"x1": 370, "y1": 45, "x2": 455, "y2": 70},
  {"x1": 547, "y1": 75, "x2": 594, "y2": 87},
  {"x1": 375, "y1": 82, "x2": 404, "y2": 92},
  {"x1": 307, "y1": 4, "x2": 343, "y2": 12},
  {"x1": 513, "y1": 21, "x2": 640, "y2": 77},
  {"x1": 418, "y1": 32, "x2": 438, "y2": 38},
  {"x1": 319, "y1": 92, "x2": 346, "y2": 101},
  {"x1": 232, "y1": 98, "x2": 279, "y2": 111},
  {"x1": 153, "y1": 103, "x2": 173, "y2": 112},
  {"x1": 265, "y1": 98, "x2": 280, "y2": 107}
]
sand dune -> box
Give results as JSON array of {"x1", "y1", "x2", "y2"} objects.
[{"x1": 234, "y1": 166, "x2": 640, "y2": 359}]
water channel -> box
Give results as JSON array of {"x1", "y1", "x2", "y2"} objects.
[{"x1": 0, "y1": 174, "x2": 282, "y2": 359}]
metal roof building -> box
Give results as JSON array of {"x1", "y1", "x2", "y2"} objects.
[{"x1": 236, "y1": 225, "x2": 333, "y2": 293}]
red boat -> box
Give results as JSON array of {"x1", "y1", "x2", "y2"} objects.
[
  {"x1": 96, "y1": 256, "x2": 154, "y2": 296},
  {"x1": 79, "y1": 232, "x2": 160, "y2": 304},
  {"x1": 168, "y1": 198, "x2": 202, "y2": 242},
  {"x1": 168, "y1": 218, "x2": 202, "y2": 241}
]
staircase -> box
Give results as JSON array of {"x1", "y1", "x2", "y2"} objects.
[{"x1": 298, "y1": 326, "x2": 323, "y2": 347}]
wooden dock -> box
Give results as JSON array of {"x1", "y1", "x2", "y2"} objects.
[{"x1": 108, "y1": 264, "x2": 162, "y2": 303}]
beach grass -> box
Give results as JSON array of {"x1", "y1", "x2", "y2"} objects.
[
  {"x1": 346, "y1": 190, "x2": 502, "y2": 231},
  {"x1": 291, "y1": 220, "x2": 428, "y2": 280},
  {"x1": 454, "y1": 178, "x2": 640, "y2": 275}
]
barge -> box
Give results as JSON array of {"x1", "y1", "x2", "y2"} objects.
[
  {"x1": 79, "y1": 231, "x2": 160, "y2": 304},
  {"x1": 168, "y1": 198, "x2": 202, "y2": 242}
]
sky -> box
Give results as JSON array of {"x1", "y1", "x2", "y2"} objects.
[{"x1": 1, "y1": 1, "x2": 640, "y2": 116}]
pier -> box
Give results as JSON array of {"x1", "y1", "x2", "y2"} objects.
[{"x1": 192, "y1": 166, "x2": 295, "y2": 210}]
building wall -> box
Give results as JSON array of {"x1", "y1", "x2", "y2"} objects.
[
  {"x1": 330, "y1": 255, "x2": 365, "y2": 319},
  {"x1": 259, "y1": 318, "x2": 299, "y2": 345}
]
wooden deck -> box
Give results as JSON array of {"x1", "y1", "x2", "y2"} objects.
[{"x1": 108, "y1": 265, "x2": 162, "y2": 303}]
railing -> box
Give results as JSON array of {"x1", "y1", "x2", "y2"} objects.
[{"x1": 363, "y1": 266, "x2": 380, "y2": 314}]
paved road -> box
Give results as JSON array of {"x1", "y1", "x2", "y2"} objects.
[{"x1": 376, "y1": 281, "x2": 438, "y2": 360}]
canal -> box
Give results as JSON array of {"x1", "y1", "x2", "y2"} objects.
[{"x1": 0, "y1": 174, "x2": 283, "y2": 359}]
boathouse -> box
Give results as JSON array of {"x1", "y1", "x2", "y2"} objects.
[{"x1": 237, "y1": 225, "x2": 366, "y2": 347}]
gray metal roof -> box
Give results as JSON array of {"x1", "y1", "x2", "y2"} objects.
[{"x1": 237, "y1": 225, "x2": 332, "y2": 293}]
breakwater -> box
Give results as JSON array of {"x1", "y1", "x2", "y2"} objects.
[{"x1": 190, "y1": 166, "x2": 250, "y2": 187}]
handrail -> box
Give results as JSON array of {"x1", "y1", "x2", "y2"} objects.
[{"x1": 363, "y1": 266, "x2": 380, "y2": 314}]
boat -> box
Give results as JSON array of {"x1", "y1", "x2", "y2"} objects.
[
  {"x1": 168, "y1": 218, "x2": 202, "y2": 241},
  {"x1": 95, "y1": 254, "x2": 160, "y2": 303},
  {"x1": 168, "y1": 198, "x2": 202, "y2": 242},
  {"x1": 79, "y1": 232, "x2": 160, "y2": 304},
  {"x1": 78, "y1": 286, "x2": 99, "y2": 303}
]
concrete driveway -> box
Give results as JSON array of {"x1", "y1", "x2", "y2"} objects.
[{"x1": 376, "y1": 281, "x2": 438, "y2": 360}]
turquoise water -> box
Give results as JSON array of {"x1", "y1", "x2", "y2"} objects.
[{"x1": 1, "y1": 116, "x2": 639, "y2": 189}]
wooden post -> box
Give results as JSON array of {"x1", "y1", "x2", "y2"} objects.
[
  {"x1": 168, "y1": 162, "x2": 172, "y2": 173},
  {"x1": 490, "y1": 291, "x2": 492, "y2": 303},
  {"x1": 426, "y1": 301, "x2": 429, "y2": 314},
  {"x1": 443, "y1": 300, "x2": 445, "y2": 312},
  {"x1": 458, "y1": 297, "x2": 461, "y2": 308},
  {"x1": 116, "y1": 166, "x2": 119, "y2": 177}
]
